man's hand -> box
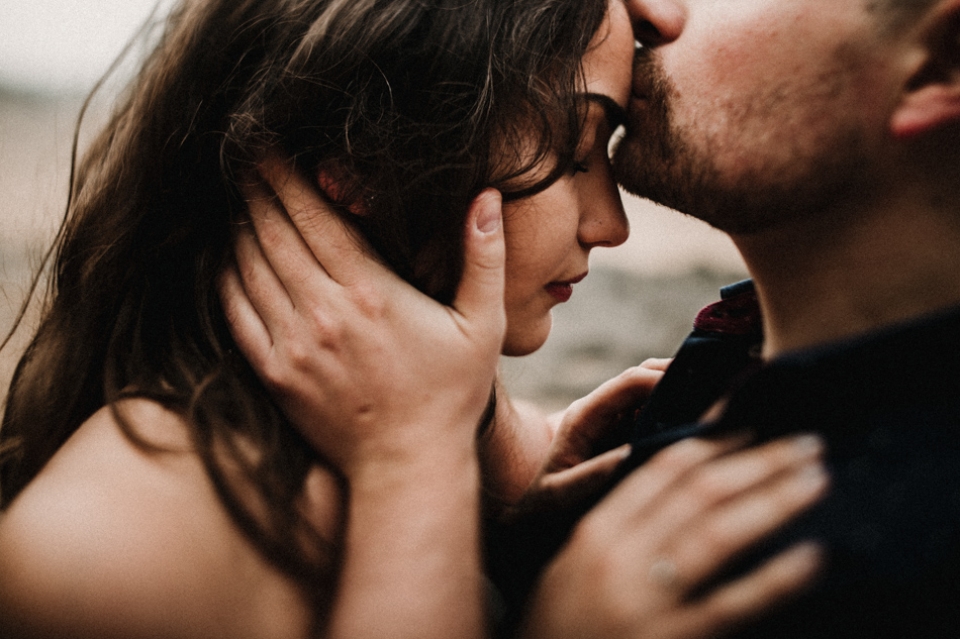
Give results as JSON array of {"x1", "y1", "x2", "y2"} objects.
[{"x1": 522, "y1": 434, "x2": 828, "y2": 639}]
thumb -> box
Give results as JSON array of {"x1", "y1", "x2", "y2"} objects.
[
  {"x1": 453, "y1": 189, "x2": 506, "y2": 334},
  {"x1": 535, "y1": 444, "x2": 633, "y2": 510}
]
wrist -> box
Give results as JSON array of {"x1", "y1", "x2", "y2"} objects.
[
  {"x1": 338, "y1": 407, "x2": 484, "y2": 476},
  {"x1": 347, "y1": 437, "x2": 481, "y2": 492}
]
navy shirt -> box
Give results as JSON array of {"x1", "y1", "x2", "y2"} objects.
[{"x1": 487, "y1": 281, "x2": 960, "y2": 638}]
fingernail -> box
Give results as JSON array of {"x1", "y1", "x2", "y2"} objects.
[
  {"x1": 797, "y1": 464, "x2": 829, "y2": 488},
  {"x1": 788, "y1": 540, "x2": 825, "y2": 564},
  {"x1": 475, "y1": 192, "x2": 502, "y2": 234},
  {"x1": 792, "y1": 434, "x2": 824, "y2": 456}
]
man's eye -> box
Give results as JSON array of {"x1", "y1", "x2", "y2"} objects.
[{"x1": 572, "y1": 161, "x2": 590, "y2": 175}]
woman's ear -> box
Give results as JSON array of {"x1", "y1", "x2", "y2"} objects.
[{"x1": 891, "y1": 0, "x2": 960, "y2": 139}]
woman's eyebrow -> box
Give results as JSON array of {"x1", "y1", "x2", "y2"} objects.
[{"x1": 584, "y1": 92, "x2": 628, "y2": 130}]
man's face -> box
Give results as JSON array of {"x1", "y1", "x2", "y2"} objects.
[{"x1": 614, "y1": 0, "x2": 898, "y2": 234}]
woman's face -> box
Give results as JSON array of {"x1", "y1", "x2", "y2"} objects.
[{"x1": 500, "y1": 1, "x2": 634, "y2": 356}]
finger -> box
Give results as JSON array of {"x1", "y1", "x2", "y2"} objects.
[
  {"x1": 258, "y1": 152, "x2": 373, "y2": 284},
  {"x1": 536, "y1": 444, "x2": 632, "y2": 509},
  {"x1": 245, "y1": 175, "x2": 338, "y2": 307},
  {"x1": 638, "y1": 357, "x2": 672, "y2": 372},
  {"x1": 633, "y1": 435, "x2": 825, "y2": 545},
  {"x1": 218, "y1": 263, "x2": 272, "y2": 369},
  {"x1": 234, "y1": 227, "x2": 294, "y2": 332},
  {"x1": 591, "y1": 435, "x2": 751, "y2": 528},
  {"x1": 675, "y1": 542, "x2": 824, "y2": 639},
  {"x1": 558, "y1": 366, "x2": 665, "y2": 448},
  {"x1": 237, "y1": 167, "x2": 274, "y2": 212},
  {"x1": 451, "y1": 189, "x2": 506, "y2": 335},
  {"x1": 678, "y1": 434, "x2": 824, "y2": 506},
  {"x1": 670, "y1": 461, "x2": 828, "y2": 589}
]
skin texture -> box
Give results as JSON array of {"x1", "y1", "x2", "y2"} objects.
[
  {"x1": 616, "y1": 0, "x2": 960, "y2": 358},
  {"x1": 500, "y1": 0, "x2": 632, "y2": 355},
  {"x1": 221, "y1": 158, "x2": 830, "y2": 639},
  {"x1": 614, "y1": 0, "x2": 891, "y2": 235},
  {"x1": 211, "y1": 0, "x2": 960, "y2": 636},
  {"x1": 0, "y1": 190, "x2": 507, "y2": 639},
  {"x1": 209, "y1": 3, "x2": 833, "y2": 635},
  {"x1": 21, "y1": 0, "x2": 948, "y2": 634}
]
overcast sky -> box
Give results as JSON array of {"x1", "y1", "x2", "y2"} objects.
[{"x1": 0, "y1": 0, "x2": 175, "y2": 94}]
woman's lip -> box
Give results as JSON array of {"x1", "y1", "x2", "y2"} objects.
[
  {"x1": 545, "y1": 272, "x2": 588, "y2": 303},
  {"x1": 545, "y1": 283, "x2": 573, "y2": 303}
]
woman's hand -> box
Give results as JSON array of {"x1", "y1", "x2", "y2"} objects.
[
  {"x1": 220, "y1": 155, "x2": 506, "y2": 477},
  {"x1": 521, "y1": 434, "x2": 828, "y2": 639},
  {"x1": 220, "y1": 155, "x2": 504, "y2": 639},
  {"x1": 481, "y1": 360, "x2": 670, "y2": 516}
]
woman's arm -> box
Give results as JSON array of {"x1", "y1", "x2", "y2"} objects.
[
  {"x1": 480, "y1": 360, "x2": 671, "y2": 516},
  {"x1": 221, "y1": 155, "x2": 507, "y2": 639}
]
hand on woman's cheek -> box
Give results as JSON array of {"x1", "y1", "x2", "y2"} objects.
[{"x1": 219, "y1": 157, "x2": 507, "y2": 476}]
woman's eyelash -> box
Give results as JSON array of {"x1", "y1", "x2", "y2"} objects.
[{"x1": 572, "y1": 161, "x2": 590, "y2": 174}]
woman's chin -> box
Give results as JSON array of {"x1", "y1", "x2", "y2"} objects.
[{"x1": 500, "y1": 317, "x2": 552, "y2": 358}]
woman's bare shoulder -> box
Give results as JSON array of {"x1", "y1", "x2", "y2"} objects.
[{"x1": 0, "y1": 399, "x2": 316, "y2": 639}]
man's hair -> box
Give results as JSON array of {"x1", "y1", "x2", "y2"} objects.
[{"x1": 0, "y1": 0, "x2": 609, "y2": 616}]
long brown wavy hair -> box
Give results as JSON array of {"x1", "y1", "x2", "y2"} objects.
[{"x1": 0, "y1": 0, "x2": 609, "y2": 613}]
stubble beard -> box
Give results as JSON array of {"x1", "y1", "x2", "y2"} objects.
[{"x1": 613, "y1": 50, "x2": 872, "y2": 236}]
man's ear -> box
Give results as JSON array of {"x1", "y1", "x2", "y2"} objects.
[{"x1": 890, "y1": 0, "x2": 960, "y2": 139}]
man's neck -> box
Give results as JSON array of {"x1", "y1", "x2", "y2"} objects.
[{"x1": 732, "y1": 194, "x2": 960, "y2": 360}]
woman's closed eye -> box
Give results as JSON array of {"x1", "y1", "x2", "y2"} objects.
[{"x1": 570, "y1": 93, "x2": 626, "y2": 178}]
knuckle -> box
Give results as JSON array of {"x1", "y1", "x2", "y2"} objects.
[
  {"x1": 349, "y1": 281, "x2": 388, "y2": 319},
  {"x1": 636, "y1": 358, "x2": 672, "y2": 376},
  {"x1": 696, "y1": 517, "x2": 739, "y2": 556},
  {"x1": 565, "y1": 396, "x2": 590, "y2": 418},
  {"x1": 302, "y1": 309, "x2": 347, "y2": 351},
  {"x1": 637, "y1": 358, "x2": 666, "y2": 370},
  {"x1": 571, "y1": 513, "x2": 611, "y2": 553},
  {"x1": 282, "y1": 339, "x2": 315, "y2": 371},
  {"x1": 259, "y1": 357, "x2": 290, "y2": 390},
  {"x1": 686, "y1": 467, "x2": 732, "y2": 505},
  {"x1": 647, "y1": 437, "x2": 706, "y2": 473}
]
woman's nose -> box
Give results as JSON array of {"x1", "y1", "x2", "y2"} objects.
[
  {"x1": 578, "y1": 170, "x2": 629, "y2": 250},
  {"x1": 625, "y1": 0, "x2": 686, "y2": 48}
]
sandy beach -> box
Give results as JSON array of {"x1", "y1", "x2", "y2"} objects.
[{"x1": 0, "y1": 88, "x2": 748, "y2": 408}]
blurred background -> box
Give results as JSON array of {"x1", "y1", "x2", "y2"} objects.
[{"x1": 0, "y1": 0, "x2": 748, "y2": 411}]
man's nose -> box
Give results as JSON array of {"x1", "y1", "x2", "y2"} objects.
[{"x1": 625, "y1": 0, "x2": 686, "y2": 47}]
